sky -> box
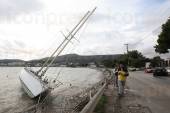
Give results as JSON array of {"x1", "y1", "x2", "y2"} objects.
[{"x1": 0, "y1": 0, "x2": 170, "y2": 60}]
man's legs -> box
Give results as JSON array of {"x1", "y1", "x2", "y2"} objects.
[
  {"x1": 114, "y1": 75, "x2": 118, "y2": 87},
  {"x1": 118, "y1": 80, "x2": 125, "y2": 95},
  {"x1": 118, "y1": 80, "x2": 122, "y2": 95},
  {"x1": 115, "y1": 76, "x2": 118, "y2": 87},
  {"x1": 122, "y1": 81, "x2": 125, "y2": 95}
]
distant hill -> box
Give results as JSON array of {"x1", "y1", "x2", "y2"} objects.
[
  {"x1": 0, "y1": 54, "x2": 122, "y2": 66},
  {"x1": 31, "y1": 54, "x2": 122, "y2": 64},
  {"x1": 0, "y1": 59, "x2": 25, "y2": 66},
  {"x1": 0, "y1": 59, "x2": 24, "y2": 63},
  {"x1": 55, "y1": 54, "x2": 122, "y2": 64}
]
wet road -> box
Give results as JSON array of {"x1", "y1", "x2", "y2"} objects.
[{"x1": 127, "y1": 71, "x2": 170, "y2": 113}]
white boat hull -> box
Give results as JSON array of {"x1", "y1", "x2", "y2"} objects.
[{"x1": 19, "y1": 68, "x2": 48, "y2": 98}]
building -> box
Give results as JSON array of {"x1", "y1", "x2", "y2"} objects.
[{"x1": 165, "y1": 58, "x2": 170, "y2": 67}]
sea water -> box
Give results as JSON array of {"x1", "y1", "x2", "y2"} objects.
[{"x1": 0, "y1": 67, "x2": 103, "y2": 113}]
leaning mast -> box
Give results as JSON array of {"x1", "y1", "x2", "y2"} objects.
[{"x1": 38, "y1": 7, "x2": 97, "y2": 77}]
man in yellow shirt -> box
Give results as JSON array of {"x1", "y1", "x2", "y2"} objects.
[{"x1": 118, "y1": 64, "x2": 129, "y2": 96}]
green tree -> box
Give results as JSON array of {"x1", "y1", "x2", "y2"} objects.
[
  {"x1": 150, "y1": 56, "x2": 163, "y2": 67},
  {"x1": 116, "y1": 50, "x2": 147, "y2": 68},
  {"x1": 117, "y1": 54, "x2": 128, "y2": 65},
  {"x1": 102, "y1": 60, "x2": 116, "y2": 68},
  {"x1": 102, "y1": 50, "x2": 147, "y2": 68},
  {"x1": 128, "y1": 50, "x2": 146, "y2": 68},
  {"x1": 155, "y1": 17, "x2": 170, "y2": 53}
]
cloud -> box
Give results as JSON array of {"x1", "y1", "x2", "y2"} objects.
[
  {"x1": 0, "y1": 0, "x2": 170, "y2": 60},
  {"x1": 14, "y1": 40, "x2": 26, "y2": 48},
  {"x1": 116, "y1": 0, "x2": 170, "y2": 56},
  {"x1": 141, "y1": 46, "x2": 170, "y2": 59},
  {"x1": 0, "y1": 0, "x2": 42, "y2": 20},
  {"x1": 72, "y1": 0, "x2": 170, "y2": 57}
]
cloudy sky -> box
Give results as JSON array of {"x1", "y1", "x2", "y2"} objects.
[{"x1": 0, "y1": 0, "x2": 170, "y2": 60}]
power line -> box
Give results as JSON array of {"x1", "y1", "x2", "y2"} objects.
[{"x1": 129, "y1": 6, "x2": 170, "y2": 49}]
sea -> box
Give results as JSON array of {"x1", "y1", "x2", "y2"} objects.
[{"x1": 0, "y1": 67, "x2": 104, "y2": 113}]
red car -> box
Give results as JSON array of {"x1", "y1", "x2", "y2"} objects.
[{"x1": 145, "y1": 68, "x2": 153, "y2": 73}]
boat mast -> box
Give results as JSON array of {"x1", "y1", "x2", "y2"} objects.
[
  {"x1": 40, "y1": 7, "x2": 97, "y2": 77},
  {"x1": 37, "y1": 11, "x2": 90, "y2": 75}
]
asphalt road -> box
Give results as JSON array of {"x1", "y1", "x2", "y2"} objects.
[{"x1": 127, "y1": 71, "x2": 170, "y2": 113}]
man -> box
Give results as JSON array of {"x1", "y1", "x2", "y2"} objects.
[
  {"x1": 118, "y1": 64, "x2": 129, "y2": 96},
  {"x1": 114, "y1": 64, "x2": 120, "y2": 87}
]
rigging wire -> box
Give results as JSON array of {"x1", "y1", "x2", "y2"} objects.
[
  {"x1": 38, "y1": 7, "x2": 97, "y2": 89},
  {"x1": 37, "y1": 10, "x2": 91, "y2": 75},
  {"x1": 40, "y1": 7, "x2": 97, "y2": 77}
]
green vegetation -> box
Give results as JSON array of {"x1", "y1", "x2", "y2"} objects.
[
  {"x1": 155, "y1": 17, "x2": 170, "y2": 53},
  {"x1": 101, "y1": 51, "x2": 165, "y2": 68},
  {"x1": 150, "y1": 56, "x2": 164, "y2": 67},
  {"x1": 127, "y1": 50, "x2": 147, "y2": 68},
  {"x1": 102, "y1": 60, "x2": 116, "y2": 68},
  {"x1": 102, "y1": 50, "x2": 148, "y2": 68},
  {"x1": 94, "y1": 95, "x2": 107, "y2": 113}
]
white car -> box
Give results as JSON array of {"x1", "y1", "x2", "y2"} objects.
[
  {"x1": 128, "y1": 67, "x2": 136, "y2": 71},
  {"x1": 166, "y1": 67, "x2": 170, "y2": 75}
]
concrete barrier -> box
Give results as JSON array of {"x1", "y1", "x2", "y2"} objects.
[{"x1": 80, "y1": 82, "x2": 106, "y2": 113}]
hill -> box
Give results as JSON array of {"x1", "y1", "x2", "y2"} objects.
[{"x1": 0, "y1": 54, "x2": 122, "y2": 66}]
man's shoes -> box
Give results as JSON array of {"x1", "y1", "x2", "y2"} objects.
[
  {"x1": 118, "y1": 93, "x2": 122, "y2": 97},
  {"x1": 118, "y1": 93, "x2": 124, "y2": 97}
]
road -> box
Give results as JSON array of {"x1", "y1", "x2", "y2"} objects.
[{"x1": 126, "y1": 71, "x2": 170, "y2": 113}]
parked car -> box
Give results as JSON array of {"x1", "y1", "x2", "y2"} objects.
[
  {"x1": 153, "y1": 67, "x2": 168, "y2": 76},
  {"x1": 128, "y1": 67, "x2": 136, "y2": 71},
  {"x1": 145, "y1": 68, "x2": 153, "y2": 73},
  {"x1": 135, "y1": 68, "x2": 140, "y2": 71},
  {"x1": 139, "y1": 67, "x2": 145, "y2": 71},
  {"x1": 166, "y1": 67, "x2": 170, "y2": 75}
]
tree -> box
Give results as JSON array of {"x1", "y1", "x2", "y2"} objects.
[
  {"x1": 150, "y1": 56, "x2": 163, "y2": 67},
  {"x1": 101, "y1": 50, "x2": 147, "y2": 68},
  {"x1": 102, "y1": 60, "x2": 116, "y2": 68},
  {"x1": 115, "y1": 50, "x2": 147, "y2": 68},
  {"x1": 128, "y1": 50, "x2": 146, "y2": 68},
  {"x1": 155, "y1": 17, "x2": 170, "y2": 53},
  {"x1": 117, "y1": 54, "x2": 128, "y2": 66}
]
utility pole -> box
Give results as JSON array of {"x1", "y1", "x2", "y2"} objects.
[
  {"x1": 124, "y1": 44, "x2": 129, "y2": 66},
  {"x1": 124, "y1": 43, "x2": 129, "y2": 53}
]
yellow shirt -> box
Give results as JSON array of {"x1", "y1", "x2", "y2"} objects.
[{"x1": 118, "y1": 71, "x2": 126, "y2": 81}]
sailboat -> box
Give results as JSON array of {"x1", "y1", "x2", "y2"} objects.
[{"x1": 19, "y1": 8, "x2": 96, "y2": 98}]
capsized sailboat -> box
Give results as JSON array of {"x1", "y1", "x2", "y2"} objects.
[
  {"x1": 19, "y1": 68, "x2": 48, "y2": 98},
  {"x1": 19, "y1": 8, "x2": 96, "y2": 98}
]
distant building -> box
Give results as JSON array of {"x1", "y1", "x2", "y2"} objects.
[
  {"x1": 35, "y1": 63, "x2": 42, "y2": 67},
  {"x1": 166, "y1": 58, "x2": 170, "y2": 67},
  {"x1": 0, "y1": 63, "x2": 7, "y2": 66},
  {"x1": 145, "y1": 62, "x2": 151, "y2": 68},
  {"x1": 88, "y1": 62, "x2": 96, "y2": 68},
  {"x1": 8, "y1": 62, "x2": 25, "y2": 66},
  {"x1": 60, "y1": 65, "x2": 66, "y2": 67},
  {"x1": 98, "y1": 64, "x2": 104, "y2": 68}
]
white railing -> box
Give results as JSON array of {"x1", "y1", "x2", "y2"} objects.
[
  {"x1": 80, "y1": 82, "x2": 106, "y2": 113},
  {"x1": 80, "y1": 68, "x2": 113, "y2": 113}
]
